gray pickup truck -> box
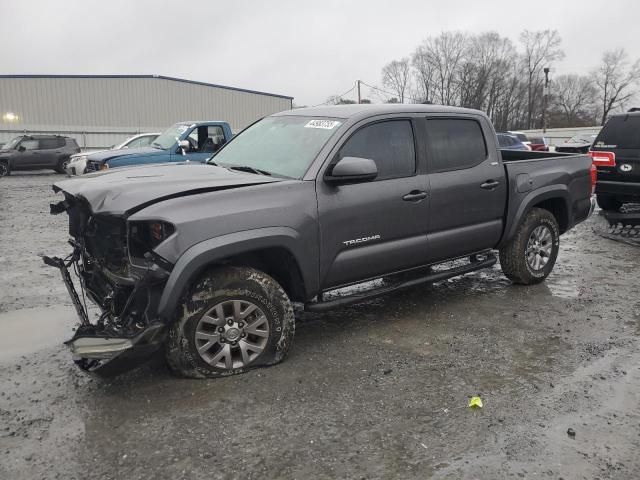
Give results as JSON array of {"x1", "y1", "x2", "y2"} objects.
[{"x1": 45, "y1": 105, "x2": 595, "y2": 378}]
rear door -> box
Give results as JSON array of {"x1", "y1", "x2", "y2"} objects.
[
  {"x1": 37, "y1": 137, "x2": 63, "y2": 167},
  {"x1": 317, "y1": 117, "x2": 430, "y2": 289},
  {"x1": 424, "y1": 115, "x2": 507, "y2": 262}
]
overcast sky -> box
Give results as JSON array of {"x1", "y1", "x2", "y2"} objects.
[{"x1": 1, "y1": 0, "x2": 638, "y2": 106}]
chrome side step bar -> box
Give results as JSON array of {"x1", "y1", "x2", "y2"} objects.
[{"x1": 304, "y1": 252, "x2": 497, "y2": 312}]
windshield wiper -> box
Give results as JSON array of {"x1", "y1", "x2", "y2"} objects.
[{"x1": 227, "y1": 165, "x2": 272, "y2": 176}]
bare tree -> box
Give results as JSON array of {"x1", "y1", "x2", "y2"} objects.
[
  {"x1": 381, "y1": 57, "x2": 412, "y2": 103},
  {"x1": 592, "y1": 48, "x2": 640, "y2": 125},
  {"x1": 551, "y1": 74, "x2": 597, "y2": 126},
  {"x1": 426, "y1": 32, "x2": 467, "y2": 105},
  {"x1": 411, "y1": 46, "x2": 435, "y2": 103},
  {"x1": 519, "y1": 30, "x2": 564, "y2": 128}
]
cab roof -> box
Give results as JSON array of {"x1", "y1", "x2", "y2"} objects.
[{"x1": 274, "y1": 104, "x2": 485, "y2": 120}]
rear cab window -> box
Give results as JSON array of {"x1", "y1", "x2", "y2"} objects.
[{"x1": 426, "y1": 118, "x2": 487, "y2": 172}]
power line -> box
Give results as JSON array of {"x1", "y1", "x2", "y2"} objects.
[
  {"x1": 360, "y1": 81, "x2": 423, "y2": 103},
  {"x1": 311, "y1": 82, "x2": 357, "y2": 107}
]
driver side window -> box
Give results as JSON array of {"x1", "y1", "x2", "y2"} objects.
[
  {"x1": 187, "y1": 126, "x2": 226, "y2": 153},
  {"x1": 338, "y1": 120, "x2": 416, "y2": 180},
  {"x1": 20, "y1": 139, "x2": 39, "y2": 151}
]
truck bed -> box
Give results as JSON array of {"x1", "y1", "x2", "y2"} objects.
[{"x1": 499, "y1": 150, "x2": 593, "y2": 245}]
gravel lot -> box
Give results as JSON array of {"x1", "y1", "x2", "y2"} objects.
[{"x1": 1, "y1": 171, "x2": 639, "y2": 480}]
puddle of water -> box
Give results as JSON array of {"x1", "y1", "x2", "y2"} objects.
[
  {"x1": 0, "y1": 305, "x2": 78, "y2": 361},
  {"x1": 545, "y1": 276, "x2": 582, "y2": 299}
]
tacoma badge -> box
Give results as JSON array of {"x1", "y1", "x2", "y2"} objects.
[{"x1": 343, "y1": 235, "x2": 381, "y2": 246}]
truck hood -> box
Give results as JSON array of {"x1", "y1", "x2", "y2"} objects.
[
  {"x1": 87, "y1": 146, "x2": 162, "y2": 163},
  {"x1": 53, "y1": 162, "x2": 283, "y2": 216}
]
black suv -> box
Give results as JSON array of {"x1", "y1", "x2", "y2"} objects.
[
  {"x1": 0, "y1": 135, "x2": 81, "y2": 176},
  {"x1": 591, "y1": 112, "x2": 640, "y2": 211}
]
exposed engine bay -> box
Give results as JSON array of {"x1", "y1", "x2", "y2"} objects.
[{"x1": 44, "y1": 191, "x2": 172, "y2": 376}]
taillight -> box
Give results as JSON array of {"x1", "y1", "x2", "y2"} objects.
[
  {"x1": 589, "y1": 150, "x2": 615, "y2": 167},
  {"x1": 590, "y1": 163, "x2": 597, "y2": 194}
]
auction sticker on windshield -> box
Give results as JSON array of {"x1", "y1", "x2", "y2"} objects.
[{"x1": 304, "y1": 120, "x2": 341, "y2": 129}]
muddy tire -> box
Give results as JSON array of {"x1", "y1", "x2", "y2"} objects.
[
  {"x1": 596, "y1": 194, "x2": 622, "y2": 212},
  {"x1": 499, "y1": 208, "x2": 560, "y2": 285},
  {"x1": 0, "y1": 161, "x2": 10, "y2": 177},
  {"x1": 165, "y1": 266, "x2": 295, "y2": 379}
]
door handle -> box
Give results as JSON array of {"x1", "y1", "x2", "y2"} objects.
[
  {"x1": 402, "y1": 190, "x2": 428, "y2": 202},
  {"x1": 480, "y1": 180, "x2": 500, "y2": 190}
]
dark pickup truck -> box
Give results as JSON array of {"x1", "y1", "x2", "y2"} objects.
[{"x1": 45, "y1": 105, "x2": 595, "y2": 378}]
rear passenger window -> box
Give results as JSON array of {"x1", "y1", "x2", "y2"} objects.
[
  {"x1": 39, "y1": 138, "x2": 60, "y2": 149},
  {"x1": 427, "y1": 118, "x2": 487, "y2": 172},
  {"x1": 339, "y1": 120, "x2": 415, "y2": 179}
]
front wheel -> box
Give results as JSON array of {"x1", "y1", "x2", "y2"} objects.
[
  {"x1": 166, "y1": 266, "x2": 295, "y2": 379},
  {"x1": 0, "y1": 162, "x2": 9, "y2": 177},
  {"x1": 596, "y1": 195, "x2": 622, "y2": 212},
  {"x1": 499, "y1": 208, "x2": 560, "y2": 285}
]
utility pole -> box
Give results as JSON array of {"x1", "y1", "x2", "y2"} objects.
[
  {"x1": 357, "y1": 80, "x2": 361, "y2": 104},
  {"x1": 542, "y1": 67, "x2": 550, "y2": 133}
]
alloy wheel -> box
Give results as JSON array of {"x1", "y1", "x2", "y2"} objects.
[
  {"x1": 194, "y1": 300, "x2": 269, "y2": 369},
  {"x1": 526, "y1": 225, "x2": 553, "y2": 271}
]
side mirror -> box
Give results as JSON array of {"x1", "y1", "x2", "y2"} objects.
[
  {"x1": 325, "y1": 156, "x2": 378, "y2": 184},
  {"x1": 18, "y1": 145, "x2": 26, "y2": 152},
  {"x1": 178, "y1": 139, "x2": 190, "y2": 155}
]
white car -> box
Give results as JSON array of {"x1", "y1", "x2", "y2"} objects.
[{"x1": 65, "y1": 132, "x2": 160, "y2": 175}]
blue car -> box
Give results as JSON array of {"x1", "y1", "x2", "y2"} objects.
[
  {"x1": 497, "y1": 133, "x2": 530, "y2": 151},
  {"x1": 85, "y1": 121, "x2": 233, "y2": 172}
]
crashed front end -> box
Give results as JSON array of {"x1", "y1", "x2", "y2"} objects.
[{"x1": 45, "y1": 189, "x2": 173, "y2": 377}]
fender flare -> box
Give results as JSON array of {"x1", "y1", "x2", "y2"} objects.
[
  {"x1": 156, "y1": 227, "x2": 315, "y2": 320},
  {"x1": 499, "y1": 185, "x2": 571, "y2": 247}
]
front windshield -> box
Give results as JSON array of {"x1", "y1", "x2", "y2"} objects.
[
  {"x1": 3, "y1": 136, "x2": 22, "y2": 150},
  {"x1": 151, "y1": 124, "x2": 190, "y2": 149},
  {"x1": 211, "y1": 116, "x2": 343, "y2": 178}
]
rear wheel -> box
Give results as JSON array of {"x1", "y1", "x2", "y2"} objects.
[
  {"x1": 166, "y1": 266, "x2": 295, "y2": 378},
  {"x1": 596, "y1": 195, "x2": 622, "y2": 212},
  {"x1": 499, "y1": 208, "x2": 560, "y2": 285},
  {"x1": 55, "y1": 157, "x2": 70, "y2": 174}
]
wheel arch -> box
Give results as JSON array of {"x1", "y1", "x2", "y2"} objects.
[
  {"x1": 157, "y1": 227, "x2": 315, "y2": 321},
  {"x1": 500, "y1": 186, "x2": 571, "y2": 247}
]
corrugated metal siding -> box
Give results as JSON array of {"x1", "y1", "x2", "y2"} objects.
[{"x1": 0, "y1": 76, "x2": 292, "y2": 148}]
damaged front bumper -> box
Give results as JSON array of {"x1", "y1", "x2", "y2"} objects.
[
  {"x1": 43, "y1": 239, "x2": 169, "y2": 377},
  {"x1": 65, "y1": 322, "x2": 166, "y2": 377}
]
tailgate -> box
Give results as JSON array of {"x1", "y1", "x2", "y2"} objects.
[{"x1": 593, "y1": 148, "x2": 640, "y2": 183}]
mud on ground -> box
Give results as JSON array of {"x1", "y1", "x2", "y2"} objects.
[{"x1": 1, "y1": 172, "x2": 639, "y2": 480}]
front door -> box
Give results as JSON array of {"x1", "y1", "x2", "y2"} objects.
[
  {"x1": 423, "y1": 116, "x2": 506, "y2": 262},
  {"x1": 317, "y1": 118, "x2": 429, "y2": 289},
  {"x1": 13, "y1": 138, "x2": 40, "y2": 169},
  {"x1": 179, "y1": 125, "x2": 227, "y2": 163}
]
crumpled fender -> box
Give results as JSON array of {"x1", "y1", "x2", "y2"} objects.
[{"x1": 156, "y1": 227, "x2": 317, "y2": 320}]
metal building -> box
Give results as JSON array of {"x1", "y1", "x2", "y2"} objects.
[{"x1": 0, "y1": 75, "x2": 293, "y2": 149}]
